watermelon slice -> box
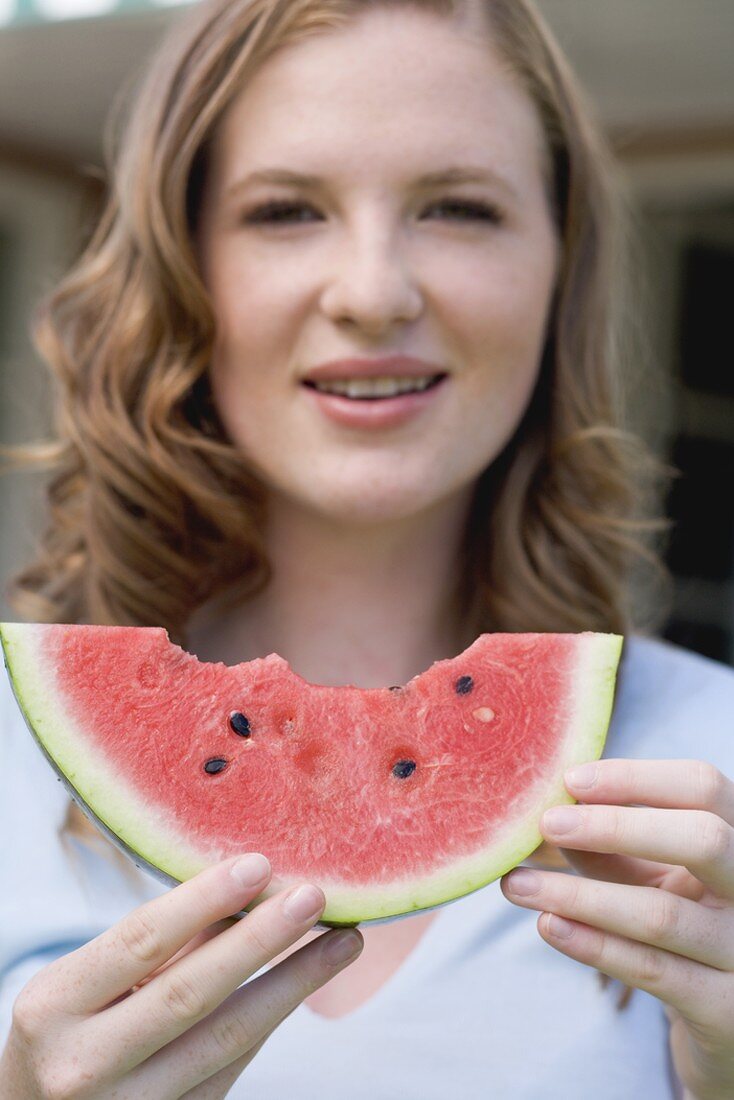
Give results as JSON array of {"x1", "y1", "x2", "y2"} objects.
[{"x1": 0, "y1": 624, "x2": 623, "y2": 926}]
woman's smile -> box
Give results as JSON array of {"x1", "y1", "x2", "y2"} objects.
[
  {"x1": 297, "y1": 353, "x2": 450, "y2": 428},
  {"x1": 300, "y1": 370, "x2": 450, "y2": 429}
]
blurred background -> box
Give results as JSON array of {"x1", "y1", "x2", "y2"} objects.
[{"x1": 0, "y1": 0, "x2": 732, "y2": 664}]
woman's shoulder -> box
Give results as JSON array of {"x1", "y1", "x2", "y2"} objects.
[
  {"x1": 607, "y1": 632, "x2": 734, "y2": 771},
  {"x1": 620, "y1": 632, "x2": 734, "y2": 717}
]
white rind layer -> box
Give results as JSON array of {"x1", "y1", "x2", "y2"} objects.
[{"x1": 0, "y1": 623, "x2": 623, "y2": 927}]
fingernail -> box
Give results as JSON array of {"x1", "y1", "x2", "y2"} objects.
[
  {"x1": 323, "y1": 930, "x2": 363, "y2": 966},
  {"x1": 506, "y1": 869, "x2": 541, "y2": 896},
  {"x1": 283, "y1": 884, "x2": 324, "y2": 922},
  {"x1": 547, "y1": 914, "x2": 575, "y2": 939},
  {"x1": 565, "y1": 763, "x2": 597, "y2": 788},
  {"x1": 543, "y1": 807, "x2": 582, "y2": 834},
  {"x1": 230, "y1": 853, "x2": 270, "y2": 888}
]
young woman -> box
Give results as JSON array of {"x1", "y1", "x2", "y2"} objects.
[{"x1": 2, "y1": 0, "x2": 733, "y2": 1096}]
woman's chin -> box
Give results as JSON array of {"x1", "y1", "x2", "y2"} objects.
[{"x1": 268, "y1": 475, "x2": 468, "y2": 528}]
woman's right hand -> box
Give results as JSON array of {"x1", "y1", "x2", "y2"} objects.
[{"x1": 0, "y1": 853, "x2": 363, "y2": 1098}]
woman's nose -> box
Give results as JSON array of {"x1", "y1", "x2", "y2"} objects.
[{"x1": 318, "y1": 221, "x2": 423, "y2": 333}]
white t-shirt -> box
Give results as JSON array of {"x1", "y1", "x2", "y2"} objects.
[{"x1": 2, "y1": 633, "x2": 733, "y2": 1099}]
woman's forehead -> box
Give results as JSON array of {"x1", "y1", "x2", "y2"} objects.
[{"x1": 209, "y1": 12, "x2": 548, "y2": 199}]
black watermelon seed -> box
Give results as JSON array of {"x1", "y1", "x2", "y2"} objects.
[
  {"x1": 392, "y1": 759, "x2": 417, "y2": 779},
  {"x1": 389, "y1": 685, "x2": 402, "y2": 692},
  {"x1": 455, "y1": 675, "x2": 474, "y2": 695},
  {"x1": 204, "y1": 757, "x2": 228, "y2": 774},
  {"x1": 229, "y1": 711, "x2": 251, "y2": 737}
]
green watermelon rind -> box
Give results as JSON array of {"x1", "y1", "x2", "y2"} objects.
[{"x1": 0, "y1": 623, "x2": 623, "y2": 927}]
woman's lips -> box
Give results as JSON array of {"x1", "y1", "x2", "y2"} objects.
[{"x1": 300, "y1": 374, "x2": 449, "y2": 429}]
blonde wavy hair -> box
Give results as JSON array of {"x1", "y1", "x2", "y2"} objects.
[{"x1": 2, "y1": 0, "x2": 677, "y2": 1011}]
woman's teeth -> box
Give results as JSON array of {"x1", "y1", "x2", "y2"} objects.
[{"x1": 310, "y1": 375, "x2": 441, "y2": 399}]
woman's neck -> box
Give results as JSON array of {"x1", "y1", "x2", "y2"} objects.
[{"x1": 187, "y1": 485, "x2": 476, "y2": 688}]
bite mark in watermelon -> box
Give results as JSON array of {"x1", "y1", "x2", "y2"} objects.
[{"x1": 0, "y1": 624, "x2": 623, "y2": 926}]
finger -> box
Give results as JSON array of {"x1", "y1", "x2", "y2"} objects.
[
  {"x1": 556, "y1": 849, "x2": 706, "y2": 900},
  {"x1": 104, "y1": 921, "x2": 239, "y2": 1009},
  {"x1": 535, "y1": 912, "x2": 733, "y2": 1039},
  {"x1": 50, "y1": 854, "x2": 273, "y2": 1015},
  {"x1": 129, "y1": 919, "x2": 239, "y2": 994},
  {"x1": 565, "y1": 759, "x2": 734, "y2": 828},
  {"x1": 181, "y1": 1044, "x2": 267, "y2": 1100},
  {"x1": 181, "y1": 1013, "x2": 291, "y2": 1100},
  {"x1": 129, "y1": 929, "x2": 363, "y2": 1098},
  {"x1": 502, "y1": 869, "x2": 734, "y2": 970},
  {"x1": 83, "y1": 880, "x2": 332, "y2": 1077},
  {"x1": 540, "y1": 805, "x2": 734, "y2": 899}
]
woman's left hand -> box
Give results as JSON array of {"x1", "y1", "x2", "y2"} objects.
[{"x1": 499, "y1": 759, "x2": 734, "y2": 1100}]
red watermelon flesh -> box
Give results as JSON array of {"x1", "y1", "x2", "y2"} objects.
[{"x1": 0, "y1": 624, "x2": 623, "y2": 926}]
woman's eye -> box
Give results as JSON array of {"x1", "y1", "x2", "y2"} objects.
[
  {"x1": 244, "y1": 198, "x2": 502, "y2": 226},
  {"x1": 425, "y1": 199, "x2": 502, "y2": 224},
  {"x1": 245, "y1": 201, "x2": 319, "y2": 225}
]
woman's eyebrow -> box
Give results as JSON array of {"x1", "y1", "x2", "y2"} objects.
[{"x1": 225, "y1": 164, "x2": 519, "y2": 199}]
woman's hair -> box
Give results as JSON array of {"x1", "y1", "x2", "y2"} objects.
[{"x1": 2, "y1": 0, "x2": 678, "y2": 1011}]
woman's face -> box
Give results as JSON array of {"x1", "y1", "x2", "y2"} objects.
[{"x1": 196, "y1": 6, "x2": 560, "y2": 525}]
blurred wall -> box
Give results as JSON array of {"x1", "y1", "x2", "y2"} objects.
[{"x1": 637, "y1": 195, "x2": 734, "y2": 661}]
